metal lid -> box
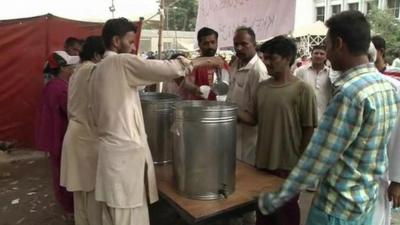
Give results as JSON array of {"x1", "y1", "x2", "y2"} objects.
[
  {"x1": 140, "y1": 92, "x2": 180, "y2": 103},
  {"x1": 173, "y1": 100, "x2": 237, "y2": 112}
]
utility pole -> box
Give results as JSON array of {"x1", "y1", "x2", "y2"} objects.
[
  {"x1": 156, "y1": 0, "x2": 165, "y2": 92},
  {"x1": 158, "y1": 0, "x2": 165, "y2": 60}
]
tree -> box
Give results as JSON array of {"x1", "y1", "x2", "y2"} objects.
[
  {"x1": 164, "y1": 0, "x2": 198, "y2": 31},
  {"x1": 367, "y1": 6, "x2": 400, "y2": 63}
]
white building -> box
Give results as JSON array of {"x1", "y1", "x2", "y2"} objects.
[
  {"x1": 295, "y1": 0, "x2": 400, "y2": 28},
  {"x1": 293, "y1": 0, "x2": 399, "y2": 55},
  {"x1": 139, "y1": 29, "x2": 195, "y2": 53},
  {"x1": 140, "y1": 0, "x2": 400, "y2": 53}
]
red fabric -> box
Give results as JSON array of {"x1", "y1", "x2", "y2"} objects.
[
  {"x1": 382, "y1": 68, "x2": 400, "y2": 79},
  {"x1": 187, "y1": 63, "x2": 230, "y2": 100},
  {"x1": 0, "y1": 14, "x2": 142, "y2": 147},
  {"x1": 193, "y1": 66, "x2": 217, "y2": 100}
]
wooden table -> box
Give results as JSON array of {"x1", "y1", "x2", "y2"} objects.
[{"x1": 154, "y1": 161, "x2": 284, "y2": 224}]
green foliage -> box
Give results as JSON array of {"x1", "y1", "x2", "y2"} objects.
[
  {"x1": 367, "y1": 7, "x2": 400, "y2": 63},
  {"x1": 164, "y1": 0, "x2": 198, "y2": 31}
]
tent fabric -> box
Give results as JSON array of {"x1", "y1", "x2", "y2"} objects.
[
  {"x1": 0, "y1": 14, "x2": 142, "y2": 147},
  {"x1": 291, "y1": 21, "x2": 327, "y2": 38}
]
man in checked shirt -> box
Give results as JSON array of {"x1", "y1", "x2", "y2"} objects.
[{"x1": 258, "y1": 10, "x2": 400, "y2": 225}]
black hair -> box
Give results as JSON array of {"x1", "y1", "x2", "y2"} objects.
[
  {"x1": 78, "y1": 39, "x2": 86, "y2": 46},
  {"x1": 371, "y1": 35, "x2": 386, "y2": 51},
  {"x1": 256, "y1": 44, "x2": 263, "y2": 52},
  {"x1": 312, "y1": 45, "x2": 326, "y2": 52},
  {"x1": 79, "y1": 36, "x2": 106, "y2": 61},
  {"x1": 64, "y1": 37, "x2": 81, "y2": 48},
  {"x1": 102, "y1": 18, "x2": 137, "y2": 49},
  {"x1": 235, "y1": 26, "x2": 256, "y2": 43},
  {"x1": 325, "y1": 10, "x2": 370, "y2": 56},
  {"x1": 197, "y1": 27, "x2": 218, "y2": 43},
  {"x1": 260, "y1": 35, "x2": 297, "y2": 66}
]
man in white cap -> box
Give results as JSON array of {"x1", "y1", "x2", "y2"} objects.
[{"x1": 43, "y1": 37, "x2": 82, "y2": 83}]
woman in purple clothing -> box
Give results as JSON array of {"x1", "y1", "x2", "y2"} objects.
[{"x1": 35, "y1": 51, "x2": 79, "y2": 215}]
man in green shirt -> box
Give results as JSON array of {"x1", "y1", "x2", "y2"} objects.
[{"x1": 239, "y1": 36, "x2": 318, "y2": 225}]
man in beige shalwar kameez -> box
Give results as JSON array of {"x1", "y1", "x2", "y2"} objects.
[
  {"x1": 87, "y1": 18, "x2": 225, "y2": 225},
  {"x1": 60, "y1": 36, "x2": 105, "y2": 225}
]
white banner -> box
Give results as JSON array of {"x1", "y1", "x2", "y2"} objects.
[{"x1": 195, "y1": 0, "x2": 296, "y2": 48}]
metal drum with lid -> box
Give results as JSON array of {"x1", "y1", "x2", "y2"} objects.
[
  {"x1": 172, "y1": 101, "x2": 237, "y2": 200},
  {"x1": 140, "y1": 92, "x2": 180, "y2": 164}
]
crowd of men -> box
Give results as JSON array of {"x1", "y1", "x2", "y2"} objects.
[{"x1": 34, "y1": 9, "x2": 400, "y2": 225}]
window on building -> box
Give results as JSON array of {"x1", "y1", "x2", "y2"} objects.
[
  {"x1": 348, "y1": 3, "x2": 359, "y2": 11},
  {"x1": 332, "y1": 5, "x2": 341, "y2": 15},
  {"x1": 139, "y1": 39, "x2": 151, "y2": 53},
  {"x1": 316, "y1": 6, "x2": 325, "y2": 21},
  {"x1": 387, "y1": 0, "x2": 400, "y2": 18}
]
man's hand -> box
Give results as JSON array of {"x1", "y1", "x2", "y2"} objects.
[
  {"x1": 192, "y1": 56, "x2": 225, "y2": 69},
  {"x1": 388, "y1": 181, "x2": 400, "y2": 208},
  {"x1": 258, "y1": 192, "x2": 282, "y2": 215},
  {"x1": 238, "y1": 110, "x2": 256, "y2": 125}
]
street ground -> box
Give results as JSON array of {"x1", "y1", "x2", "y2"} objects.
[{"x1": 0, "y1": 149, "x2": 399, "y2": 225}]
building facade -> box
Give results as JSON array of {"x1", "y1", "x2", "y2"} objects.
[
  {"x1": 139, "y1": 29, "x2": 195, "y2": 53},
  {"x1": 140, "y1": 0, "x2": 400, "y2": 53},
  {"x1": 295, "y1": 0, "x2": 400, "y2": 28}
]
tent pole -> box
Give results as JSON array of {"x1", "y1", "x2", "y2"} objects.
[
  {"x1": 158, "y1": 0, "x2": 164, "y2": 60},
  {"x1": 136, "y1": 17, "x2": 144, "y2": 55}
]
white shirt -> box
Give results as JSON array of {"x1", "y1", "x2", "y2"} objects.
[
  {"x1": 60, "y1": 61, "x2": 98, "y2": 192},
  {"x1": 89, "y1": 54, "x2": 191, "y2": 208},
  {"x1": 295, "y1": 64, "x2": 332, "y2": 121},
  {"x1": 227, "y1": 54, "x2": 269, "y2": 113},
  {"x1": 372, "y1": 74, "x2": 400, "y2": 225},
  {"x1": 392, "y1": 57, "x2": 400, "y2": 68},
  {"x1": 384, "y1": 75, "x2": 400, "y2": 183},
  {"x1": 226, "y1": 54, "x2": 269, "y2": 165}
]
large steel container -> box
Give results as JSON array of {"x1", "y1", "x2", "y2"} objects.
[
  {"x1": 172, "y1": 101, "x2": 237, "y2": 200},
  {"x1": 140, "y1": 92, "x2": 180, "y2": 164}
]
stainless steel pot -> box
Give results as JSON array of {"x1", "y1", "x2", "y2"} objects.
[
  {"x1": 172, "y1": 101, "x2": 237, "y2": 200},
  {"x1": 140, "y1": 92, "x2": 180, "y2": 164}
]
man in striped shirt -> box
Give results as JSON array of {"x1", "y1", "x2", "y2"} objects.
[{"x1": 258, "y1": 11, "x2": 399, "y2": 225}]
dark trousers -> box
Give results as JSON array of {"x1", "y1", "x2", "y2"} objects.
[{"x1": 256, "y1": 169, "x2": 300, "y2": 225}]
